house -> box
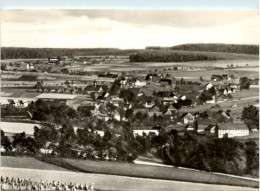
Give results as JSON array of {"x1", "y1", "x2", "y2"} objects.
[
  {"x1": 181, "y1": 113, "x2": 195, "y2": 124},
  {"x1": 205, "y1": 124, "x2": 217, "y2": 135},
  {"x1": 217, "y1": 123, "x2": 249, "y2": 138},
  {"x1": 185, "y1": 124, "x2": 195, "y2": 131},
  {"x1": 26, "y1": 63, "x2": 35, "y2": 70},
  {"x1": 163, "y1": 110, "x2": 175, "y2": 121},
  {"x1": 111, "y1": 96, "x2": 124, "y2": 106},
  {"x1": 148, "y1": 106, "x2": 162, "y2": 118},
  {"x1": 206, "y1": 96, "x2": 216, "y2": 104},
  {"x1": 145, "y1": 74, "x2": 161, "y2": 83},
  {"x1": 205, "y1": 83, "x2": 213, "y2": 90},
  {"x1": 212, "y1": 110, "x2": 233, "y2": 123},
  {"x1": 97, "y1": 92, "x2": 111, "y2": 102},
  {"x1": 229, "y1": 83, "x2": 239, "y2": 90},
  {"x1": 120, "y1": 78, "x2": 127, "y2": 85},
  {"x1": 134, "y1": 79, "x2": 147, "y2": 87},
  {"x1": 167, "y1": 104, "x2": 178, "y2": 112},
  {"x1": 48, "y1": 57, "x2": 61, "y2": 65},
  {"x1": 144, "y1": 100, "x2": 155, "y2": 108},
  {"x1": 159, "y1": 79, "x2": 172, "y2": 86},
  {"x1": 84, "y1": 85, "x2": 103, "y2": 94},
  {"x1": 222, "y1": 74, "x2": 230, "y2": 81},
  {"x1": 211, "y1": 75, "x2": 222, "y2": 81},
  {"x1": 123, "y1": 103, "x2": 133, "y2": 111},
  {"x1": 197, "y1": 124, "x2": 209, "y2": 133}
]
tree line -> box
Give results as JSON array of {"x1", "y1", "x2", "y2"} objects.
[
  {"x1": 146, "y1": 43, "x2": 259, "y2": 55},
  {"x1": 1, "y1": 47, "x2": 136, "y2": 59},
  {"x1": 130, "y1": 50, "x2": 222, "y2": 62}
]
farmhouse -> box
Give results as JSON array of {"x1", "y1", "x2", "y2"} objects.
[
  {"x1": 217, "y1": 123, "x2": 249, "y2": 138},
  {"x1": 48, "y1": 56, "x2": 61, "y2": 65},
  {"x1": 181, "y1": 113, "x2": 195, "y2": 124},
  {"x1": 159, "y1": 79, "x2": 172, "y2": 86},
  {"x1": 211, "y1": 75, "x2": 222, "y2": 81}
]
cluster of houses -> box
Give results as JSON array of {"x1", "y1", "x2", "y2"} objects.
[{"x1": 1, "y1": 71, "x2": 255, "y2": 140}]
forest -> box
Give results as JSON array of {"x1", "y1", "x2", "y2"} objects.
[
  {"x1": 1, "y1": 47, "x2": 136, "y2": 59},
  {"x1": 146, "y1": 43, "x2": 259, "y2": 55},
  {"x1": 130, "y1": 50, "x2": 223, "y2": 62}
]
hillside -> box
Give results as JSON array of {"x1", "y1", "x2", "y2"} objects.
[{"x1": 146, "y1": 43, "x2": 259, "y2": 55}]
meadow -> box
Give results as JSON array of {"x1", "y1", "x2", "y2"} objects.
[{"x1": 34, "y1": 157, "x2": 259, "y2": 188}]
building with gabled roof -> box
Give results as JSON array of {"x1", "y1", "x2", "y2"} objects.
[{"x1": 217, "y1": 123, "x2": 249, "y2": 138}]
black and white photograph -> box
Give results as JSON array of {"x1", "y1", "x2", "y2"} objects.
[{"x1": 0, "y1": 8, "x2": 259, "y2": 191}]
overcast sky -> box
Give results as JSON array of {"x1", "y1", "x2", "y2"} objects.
[{"x1": 1, "y1": 9, "x2": 259, "y2": 49}]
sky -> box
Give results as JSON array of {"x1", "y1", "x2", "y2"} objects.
[{"x1": 1, "y1": 9, "x2": 259, "y2": 49}]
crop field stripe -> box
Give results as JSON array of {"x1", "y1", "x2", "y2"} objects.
[{"x1": 1, "y1": 167, "x2": 256, "y2": 191}]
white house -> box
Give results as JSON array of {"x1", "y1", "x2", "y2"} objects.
[
  {"x1": 217, "y1": 123, "x2": 249, "y2": 138},
  {"x1": 182, "y1": 113, "x2": 195, "y2": 124}
]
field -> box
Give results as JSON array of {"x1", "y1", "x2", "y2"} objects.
[
  {"x1": 232, "y1": 89, "x2": 259, "y2": 100},
  {"x1": 34, "y1": 157, "x2": 259, "y2": 188},
  {"x1": 1, "y1": 156, "x2": 66, "y2": 171},
  {"x1": 2, "y1": 167, "x2": 256, "y2": 191},
  {"x1": 1, "y1": 156, "x2": 258, "y2": 191}
]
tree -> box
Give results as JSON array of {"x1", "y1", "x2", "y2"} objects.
[
  {"x1": 77, "y1": 106, "x2": 92, "y2": 118},
  {"x1": 1, "y1": 64, "x2": 7, "y2": 71},
  {"x1": 61, "y1": 68, "x2": 69, "y2": 74},
  {"x1": 1, "y1": 130, "x2": 12, "y2": 151},
  {"x1": 245, "y1": 140, "x2": 258, "y2": 174},
  {"x1": 241, "y1": 105, "x2": 259, "y2": 130},
  {"x1": 110, "y1": 79, "x2": 121, "y2": 95},
  {"x1": 240, "y1": 77, "x2": 250, "y2": 90},
  {"x1": 12, "y1": 132, "x2": 28, "y2": 152},
  {"x1": 198, "y1": 91, "x2": 213, "y2": 103},
  {"x1": 208, "y1": 87, "x2": 216, "y2": 96}
]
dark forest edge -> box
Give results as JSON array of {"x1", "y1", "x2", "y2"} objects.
[
  {"x1": 146, "y1": 43, "x2": 259, "y2": 55},
  {"x1": 1, "y1": 47, "x2": 138, "y2": 59}
]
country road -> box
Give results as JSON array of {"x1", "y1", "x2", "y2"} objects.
[{"x1": 1, "y1": 167, "x2": 257, "y2": 191}]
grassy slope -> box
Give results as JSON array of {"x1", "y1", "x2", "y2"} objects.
[
  {"x1": 1, "y1": 156, "x2": 67, "y2": 171},
  {"x1": 35, "y1": 157, "x2": 259, "y2": 188}
]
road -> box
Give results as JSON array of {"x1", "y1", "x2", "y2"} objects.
[{"x1": 1, "y1": 167, "x2": 257, "y2": 191}]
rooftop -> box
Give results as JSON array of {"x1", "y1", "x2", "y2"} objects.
[{"x1": 217, "y1": 123, "x2": 248, "y2": 130}]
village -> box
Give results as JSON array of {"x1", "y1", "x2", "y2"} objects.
[{"x1": 1, "y1": 56, "x2": 259, "y2": 141}]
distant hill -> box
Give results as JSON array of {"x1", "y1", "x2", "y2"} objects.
[
  {"x1": 1, "y1": 47, "x2": 138, "y2": 59},
  {"x1": 146, "y1": 43, "x2": 259, "y2": 55}
]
